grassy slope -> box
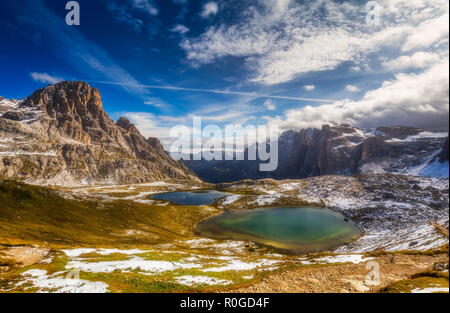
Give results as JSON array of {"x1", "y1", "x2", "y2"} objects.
[{"x1": 0, "y1": 180, "x2": 219, "y2": 247}]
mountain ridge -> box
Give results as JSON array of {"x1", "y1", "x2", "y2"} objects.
[
  {"x1": 0, "y1": 81, "x2": 197, "y2": 186},
  {"x1": 185, "y1": 124, "x2": 449, "y2": 183}
]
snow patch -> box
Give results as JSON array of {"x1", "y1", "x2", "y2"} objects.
[
  {"x1": 67, "y1": 256, "x2": 201, "y2": 274},
  {"x1": 175, "y1": 275, "x2": 232, "y2": 286},
  {"x1": 20, "y1": 269, "x2": 108, "y2": 293},
  {"x1": 302, "y1": 254, "x2": 374, "y2": 265},
  {"x1": 411, "y1": 287, "x2": 449, "y2": 293},
  {"x1": 419, "y1": 159, "x2": 449, "y2": 178},
  {"x1": 221, "y1": 195, "x2": 242, "y2": 206},
  {"x1": 202, "y1": 259, "x2": 279, "y2": 272}
]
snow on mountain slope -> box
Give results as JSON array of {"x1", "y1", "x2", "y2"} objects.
[
  {"x1": 419, "y1": 159, "x2": 449, "y2": 178},
  {"x1": 185, "y1": 123, "x2": 449, "y2": 183}
]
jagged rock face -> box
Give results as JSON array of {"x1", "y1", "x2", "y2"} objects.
[
  {"x1": 185, "y1": 124, "x2": 448, "y2": 183},
  {"x1": 281, "y1": 125, "x2": 446, "y2": 177},
  {"x1": 439, "y1": 137, "x2": 449, "y2": 162},
  {"x1": 21, "y1": 82, "x2": 123, "y2": 145},
  {"x1": 0, "y1": 81, "x2": 197, "y2": 185}
]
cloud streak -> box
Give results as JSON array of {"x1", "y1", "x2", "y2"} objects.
[
  {"x1": 30, "y1": 72, "x2": 62, "y2": 84},
  {"x1": 21, "y1": 0, "x2": 149, "y2": 97},
  {"x1": 92, "y1": 80, "x2": 335, "y2": 103}
]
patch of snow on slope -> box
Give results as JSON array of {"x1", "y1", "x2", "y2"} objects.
[
  {"x1": 360, "y1": 162, "x2": 386, "y2": 174},
  {"x1": 336, "y1": 223, "x2": 448, "y2": 253},
  {"x1": 0, "y1": 150, "x2": 58, "y2": 156},
  {"x1": 19, "y1": 269, "x2": 109, "y2": 293},
  {"x1": 411, "y1": 287, "x2": 449, "y2": 293},
  {"x1": 67, "y1": 256, "x2": 201, "y2": 274},
  {"x1": 417, "y1": 178, "x2": 449, "y2": 190},
  {"x1": 221, "y1": 195, "x2": 242, "y2": 206},
  {"x1": 405, "y1": 149, "x2": 441, "y2": 176},
  {"x1": 301, "y1": 254, "x2": 374, "y2": 265},
  {"x1": 253, "y1": 195, "x2": 281, "y2": 206},
  {"x1": 419, "y1": 159, "x2": 449, "y2": 178},
  {"x1": 62, "y1": 248, "x2": 147, "y2": 258},
  {"x1": 0, "y1": 99, "x2": 20, "y2": 109},
  {"x1": 387, "y1": 131, "x2": 448, "y2": 143},
  {"x1": 202, "y1": 259, "x2": 279, "y2": 272},
  {"x1": 175, "y1": 275, "x2": 232, "y2": 286}
]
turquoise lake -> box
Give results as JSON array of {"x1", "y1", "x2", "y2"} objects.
[{"x1": 196, "y1": 207, "x2": 361, "y2": 253}]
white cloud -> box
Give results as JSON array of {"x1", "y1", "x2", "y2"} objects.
[
  {"x1": 181, "y1": 0, "x2": 449, "y2": 85},
  {"x1": 346, "y1": 85, "x2": 360, "y2": 92},
  {"x1": 159, "y1": 115, "x2": 187, "y2": 123},
  {"x1": 30, "y1": 72, "x2": 62, "y2": 84},
  {"x1": 264, "y1": 99, "x2": 276, "y2": 110},
  {"x1": 402, "y1": 13, "x2": 449, "y2": 51},
  {"x1": 303, "y1": 85, "x2": 315, "y2": 91},
  {"x1": 171, "y1": 24, "x2": 190, "y2": 34},
  {"x1": 267, "y1": 60, "x2": 449, "y2": 131},
  {"x1": 383, "y1": 51, "x2": 441, "y2": 70},
  {"x1": 122, "y1": 112, "x2": 174, "y2": 146},
  {"x1": 144, "y1": 100, "x2": 164, "y2": 108},
  {"x1": 200, "y1": 2, "x2": 219, "y2": 18}
]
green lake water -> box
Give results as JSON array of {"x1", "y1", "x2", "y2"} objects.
[{"x1": 196, "y1": 207, "x2": 361, "y2": 253}]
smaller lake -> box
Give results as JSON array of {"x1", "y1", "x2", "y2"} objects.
[
  {"x1": 151, "y1": 190, "x2": 229, "y2": 206},
  {"x1": 196, "y1": 207, "x2": 361, "y2": 254}
]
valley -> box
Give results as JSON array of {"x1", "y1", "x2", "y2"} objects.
[
  {"x1": 0, "y1": 174, "x2": 448, "y2": 293},
  {"x1": 0, "y1": 82, "x2": 448, "y2": 294}
]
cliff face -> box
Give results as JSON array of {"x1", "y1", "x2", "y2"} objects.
[
  {"x1": 185, "y1": 124, "x2": 448, "y2": 183},
  {"x1": 0, "y1": 81, "x2": 197, "y2": 185},
  {"x1": 439, "y1": 137, "x2": 449, "y2": 162}
]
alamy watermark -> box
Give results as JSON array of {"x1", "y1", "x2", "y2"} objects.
[
  {"x1": 366, "y1": 1, "x2": 381, "y2": 26},
  {"x1": 66, "y1": 1, "x2": 80, "y2": 26},
  {"x1": 170, "y1": 117, "x2": 279, "y2": 172},
  {"x1": 365, "y1": 261, "x2": 380, "y2": 286}
]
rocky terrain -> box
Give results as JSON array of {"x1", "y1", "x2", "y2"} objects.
[
  {"x1": 0, "y1": 82, "x2": 196, "y2": 185},
  {"x1": 216, "y1": 174, "x2": 449, "y2": 253},
  {"x1": 0, "y1": 175, "x2": 447, "y2": 293},
  {"x1": 186, "y1": 124, "x2": 449, "y2": 183}
]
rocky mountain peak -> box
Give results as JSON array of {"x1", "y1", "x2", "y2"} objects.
[
  {"x1": 19, "y1": 81, "x2": 121, "y2": 145},
  {"x1": 116, "y1": 117, "x2": 140, "y2": 135},
  {"x1": 0, "y1": 81, "x2": 197, "y2": 185},
  {"x1": 22, "y1": 81, "x2": 103, "y2": 116}
]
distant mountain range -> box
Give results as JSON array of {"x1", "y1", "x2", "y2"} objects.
[
  {"x1": 185, "y1": 124, "x2": 449, "y2": 183},
  {"x1": 1, "y1": 81, "x2": 448, "y2": 186},
  {"x1": 0, "y1": 81, "x2": 196, "y2": 186}
]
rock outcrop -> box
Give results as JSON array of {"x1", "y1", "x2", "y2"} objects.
[
  {"x1": 185, "y1": 124, "x2": 448, "y2": 183},
  {"x1": 439, "y1": 137, "x2": 449, "y2": 162},
  {"x1": 0, "y1": 81, "x2": 197, "y2": 185}
]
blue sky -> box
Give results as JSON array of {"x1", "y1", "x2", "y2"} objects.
[{"x1": 0, "y1": 0, "x2": 448, "y2": 146}]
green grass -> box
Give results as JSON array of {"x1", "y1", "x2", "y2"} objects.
[
  {"x1": 136, "y1": 251, "x2": 187, "y2": 262},
  {"x1": 78, "y1": 252, "x2": 131, "y2": 263},
  {"x1": 381, "y1": 276, "x2": 448, "y2": 293},
  {"x1": 380, "y1": 264, "x2": 449, "y2": 293},
  {"x1": 0, "y1": 180, "x2": 220, "y2": 247}
]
